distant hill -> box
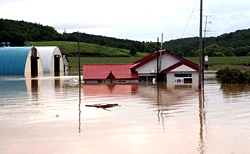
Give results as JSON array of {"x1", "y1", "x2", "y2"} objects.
[
  {"x1": 0, "y1": 19, "x2": 61, "y2": 46},
  {"x1": 0, "y1": 18, "x2": 157, "y2": 55},
  {"x1": 1, "y1": 18, "x2": 250, "y2": 57},
  {"x1": 163, "y1": 29, "x2": 250, "y2": 57}
]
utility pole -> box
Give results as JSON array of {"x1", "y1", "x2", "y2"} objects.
[
  {"x1": 202, "y1": 15, "x2": 211, "y2": 87},
  {"x1": 77, "y1": 31, "x2": 81, "y2": 134},
  {"x1": 198, "y1": 0, "x2": 203, "y2": 89},
  {"x1": 159, "y1": 33, "x2": 164, "y2": 72},
  {"x1": 64, "y1": 29, "x2": 67, "y2": 47},
  {"x1": 204, "y1": 15, "x2": 211, "y2": 38},
  {"x1": 156, "y1": 37, "x2": 159, "y2": 81},
  {"x1": 78, "y1": 31, "x2": 81, "y2": 84},
  {"x1": 204, "y1": 16, "x2": 208, "y2": 38}
]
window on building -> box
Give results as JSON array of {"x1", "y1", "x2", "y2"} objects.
[
  {"x1": 184, "y1": 78, "x2": 192, "y2": 83},
  {"x1": 174, "y1": 74, "x2": 192, "y2": 77},
  {"x1": 118, "y1": 80, "x2": 127, "y2": 83}
]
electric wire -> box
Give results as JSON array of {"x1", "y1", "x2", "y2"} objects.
[{"x1": 181, "y1": 0, "x2": 198, "y2": 38}]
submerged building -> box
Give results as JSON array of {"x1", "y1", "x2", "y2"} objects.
[
  {"x1": 83, "y1": 64, "x2": 139, "y2": 83},
  {"x1": 131, "y1": 50, "x2": 199, "y2": 85},
  {"x1": 0, "y1": 45, "x2": 43, "y2": 76},
  {"x1": 35, "y1": 47, "x2": 64, "y2": 74},
  {"x1": 83, "y1": 50, "x2": 199, "y2": 86}
]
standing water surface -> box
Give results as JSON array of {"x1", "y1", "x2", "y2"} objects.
[{"x1": 0, "y1": 74, "x2": 250, "y2": 154}]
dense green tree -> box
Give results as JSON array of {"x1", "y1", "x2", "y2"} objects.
[
  {"x1": 188, "y1": 50, "x2": 199, "y2": 57},
  {"x1": 176, "y1": 51, "x2": 184, "y2": 57},
  {"x1": 205, "y1": 44, "x2": 221, "y2": 56},
  {"x1": 216, "y1": 67, "x2": 250, "y2": 84},
  {"x1": 221, "y1": 47, "x2": 234, "y2": 56},
  {"x1": 234, "y1": 46, "x2": 250, "y2": 56},
  {"x1": 212, "y1": 52, "x2": 225, "y2": 57},
  {"x1": 0, "y1": 31, "x2": 25, "y2": 46},
  {"x1": 130, "y1": 47, "x2": 137, "y2": 56}
]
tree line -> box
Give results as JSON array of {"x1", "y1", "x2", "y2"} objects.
[
  {"x1": 1, "y1": 18, "x2": 250, "y2": 57},
  {"x1": 163, "y1": 29, "x2": 250, "y2": 57},
  {"x1": 0, "y1": 19, "x2": 157, "y2": 55}
]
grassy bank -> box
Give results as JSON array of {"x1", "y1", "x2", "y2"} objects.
[
  {"x1": 185, "y1": 56, "x2": 250, "y2": 70},
  {"x1": 26, "y1": 41, "x2": 148, "y2": 57},
  {"x1": 185, "y1": 56, "x2": 250, "y2": 66},
  {"x1": 68, "y1": 56, "x2": 250, "y2": 73},
  {"x1": 68, "y1": 57, "x2": 142, "y2": 73}
]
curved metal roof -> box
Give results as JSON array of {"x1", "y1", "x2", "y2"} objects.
[
  {"x1": 0, "y1": 47, "x2": 32, "y2": 75},
  {"x1": 35, "y1": 46, "x2": 61, "y2": 73}
]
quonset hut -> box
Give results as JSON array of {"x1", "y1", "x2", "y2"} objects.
[
  {"x1": 0, "y1": 43, "x2": 43, "y2": 76},
  {"x1": 35, "y1": 47, "x2": 64, "y2": 75}
]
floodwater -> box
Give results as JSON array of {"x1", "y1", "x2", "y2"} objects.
[{"x1": 0, "y1": 74, "x2": 250, "y2": 154}]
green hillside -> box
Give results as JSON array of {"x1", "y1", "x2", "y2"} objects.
[
  {"x1": 26, "y1": 41, "x2": 148, "y2": 57},
  {"x1": 0, "y1": 18, "x2": 157, "y2": 54},
  {"x1": 1, "y1": 18, "x2": 250, "y2": 57},
  {"x1": 163, "y1": 29, "x2": 250, "y2": 57}
]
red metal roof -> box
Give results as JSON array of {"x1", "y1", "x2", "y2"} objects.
[
  {"x1": 131, "y1": 50, "x2": 199, "y2": 72},
  {"x1": 83, "y1": 64, "x2": 138, "y2": 81}
]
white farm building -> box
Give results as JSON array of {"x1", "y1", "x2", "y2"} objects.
[
  {"x1": 35, "y1": 47, "x2": 64, "y2": 75},
  {"x1": 131, "y1": 50, "x2": 199, "y2": 87}
]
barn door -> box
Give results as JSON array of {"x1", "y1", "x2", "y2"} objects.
[
  {"x1": 31, "y1": 48, "x2": 38, "y2": 77},
  {"x1": 54, "y1": 55, "x2": 60, "y2": 76}
]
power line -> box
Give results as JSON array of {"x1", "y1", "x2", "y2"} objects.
[{"x1": 181, "y1": 0, "x2": 198, "y2": 38}]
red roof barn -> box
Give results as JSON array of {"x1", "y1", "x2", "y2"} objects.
[
  {"x1": 83, "y1": 64, "x2": 138, "y2": 83},
  {"x1": 82, "y1": 50, "x2": 199, "y2": 86}
]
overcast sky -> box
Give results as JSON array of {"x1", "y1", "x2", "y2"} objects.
[{"x1": 1, "y1": 0, "x2": 250, "y2": 42}]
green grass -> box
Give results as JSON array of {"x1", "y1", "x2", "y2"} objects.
[
  {"x1": 68, "y1": 57, "x2": 143, "y2": 74},
  {"x1": 68, "y1": 56, "x2": 250, "y2": 74},
  {"x1": 185, "y1": 56, "x2": 250, "y2": 66},
  {"x1": 26, "y1": 41, "x2": 148, "y2": 57},
  {"x1": 25, "y1": 41, "x2": 250, "y2": 72},
  {"x1": 68, "y1": 56, "x2": 250, "y2": 66}
]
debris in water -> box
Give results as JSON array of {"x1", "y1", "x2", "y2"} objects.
[{"x1": 85, "y1": 103, "x2": 119, "y2": 109}]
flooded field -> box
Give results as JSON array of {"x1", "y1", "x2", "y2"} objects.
[{"x1": 0, "y1": 74, "x2": 250, "y2": 154}]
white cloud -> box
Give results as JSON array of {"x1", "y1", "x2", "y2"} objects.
[{"x1": 0, "y1": 0, "x2": 250, "y2": 41}]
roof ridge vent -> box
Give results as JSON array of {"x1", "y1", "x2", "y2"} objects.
[{"x1": 1, "y1": 42, "x2": 5, "y2": 47}]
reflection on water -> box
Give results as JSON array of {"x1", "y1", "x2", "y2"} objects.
[
  {"x1": 83, "y1": 83, "x2": 139, "y2": 96},
  {"x1": 1, "y1": 74, "x2": 250, "y2": 154},
  {"x1": 198, "y1": 90, "x2": 206, "y2": 154},
  {"x1": 220, "y1": 84, "x2": 250, "y2": 98}
]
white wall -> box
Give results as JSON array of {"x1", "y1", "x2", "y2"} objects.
[
  {"x1": 24, "y1": 50, "x2": 43, "y2": 77},
  {"x1": 136, "y1": 54, "x2": 179, "y2": 74},
  {"x1": 167, "y1": 72, "x2": 198, "y2": 82},
  {"x1": 160, "y1": 54, "x2": 180, "y2": 71},
  {"x1": 36, "y1": 47, "x2": 64, "y2": 74},
  {"x1": 170, "y1": 65, "x2": 196, "y2": 72}
]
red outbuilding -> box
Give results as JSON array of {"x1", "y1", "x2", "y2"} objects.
[{"x1": 83, "y1": 64, "x2": 138, "y2": 83}]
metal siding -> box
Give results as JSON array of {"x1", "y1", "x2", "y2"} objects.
[
  {"x1": 36, "y1": 47, "x2": 62, "y2": 73},
  {"x1": 0, "y1": 47, "x2": 31, "y2": 75}
]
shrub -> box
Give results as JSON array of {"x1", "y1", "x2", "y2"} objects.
[{"x1": 216, "y1": 67, "x2": 250, "y2": 83}]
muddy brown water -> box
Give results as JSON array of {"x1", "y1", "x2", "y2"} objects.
[{"x1": 0, "y1": 74, "x2": 250, "y2": 154}]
